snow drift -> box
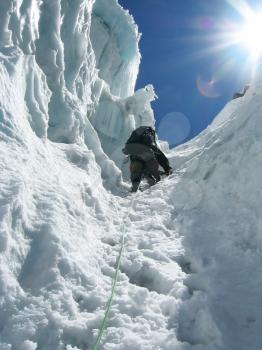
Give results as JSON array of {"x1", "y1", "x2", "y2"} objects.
[{"x1": 0, "y1": 0, "x2": 262, "y2": 350}]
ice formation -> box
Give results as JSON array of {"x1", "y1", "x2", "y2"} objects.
[{"x1": 1, "y1": 0, "x2": 262, "y2": 350}]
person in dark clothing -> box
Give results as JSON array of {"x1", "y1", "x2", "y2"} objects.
[{"x1": 123, "y1": 126, "x2": 172, "y2": 192}]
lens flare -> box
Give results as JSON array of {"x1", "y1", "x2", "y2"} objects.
[
  {"x1": 157, "y1": 112, "x2": 191, "y2": 146},
  {"x1": 196, "y1": 76, "x2": 220, "y2": 98}
]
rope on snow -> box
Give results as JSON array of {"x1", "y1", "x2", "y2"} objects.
[{"x1": 91, "y1": 193, "x2": 137, "y2": 350}]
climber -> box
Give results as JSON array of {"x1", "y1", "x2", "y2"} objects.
[
  {"x1": 232, "y1": 85, "x2": 250, "y2": 99},
  {"x1": 122, "y1": 126, "x2": 172, "y2": 192}
]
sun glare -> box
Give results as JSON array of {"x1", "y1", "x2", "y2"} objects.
[
  {"x1": 234, "y1": 13, "x2": 262, "y2": 61},
  {"x1": 189, "y1": 1, "x2": 262, "y2": 96}
]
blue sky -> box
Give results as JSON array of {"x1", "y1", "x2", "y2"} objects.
[{"x1": 119, "y1": 0, "x2": 260, "y2": 146}]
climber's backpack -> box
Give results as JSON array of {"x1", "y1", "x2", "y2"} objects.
[{"x1": 126, "y1": 126, "x2": 156, "y2": 147}]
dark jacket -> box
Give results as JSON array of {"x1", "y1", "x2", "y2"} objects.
[
  {"x1": 151, "y1": 145, "x2": 171, "y2": 174},
  {"x1": 123, "y1": 128, "x2": 172, "y2": 174}
]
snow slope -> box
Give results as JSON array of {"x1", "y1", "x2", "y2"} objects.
[
  {"x1": 168, "y1": 81, "x2": 262, "y2": 350},
  {"x1": 1, "y1": 1, "x2": 262, "y2": 350}
]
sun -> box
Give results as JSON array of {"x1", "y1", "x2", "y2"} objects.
[
  {"x1": 234, "y1": 12, "x2": 262, "y2": 61},
  {"x1": 182, "y1": 1, "x2": 262, "y2": 93}
]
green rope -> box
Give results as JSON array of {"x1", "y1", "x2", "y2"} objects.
[
  {"x1": 91, "y1": 196, "x2": 135, "y2": 350},
  {"x1": 91, "y1": 235, "x2": 124, "y2": 350}
]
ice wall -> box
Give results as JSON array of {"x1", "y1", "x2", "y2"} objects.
[
  {"x1": 0, "y1": 0, "x2": 156, "y2": 176},
  {"x1": 89, "y1": 0, "x2": 156, "y2": 166},
  {"x1": 91, "y1": 0, "x2": 140, "y2": 98},
  {"x1": 0, "y1": 4, "x2": 157, "y2": 346}
]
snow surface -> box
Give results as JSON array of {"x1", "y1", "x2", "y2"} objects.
[{"x1": 1, "y1": 1, "x2": 262, "y2": 350}]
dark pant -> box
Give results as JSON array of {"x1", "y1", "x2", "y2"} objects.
[{"x1": 130, "y1": 158, "x2": 160, "y2": 191}]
